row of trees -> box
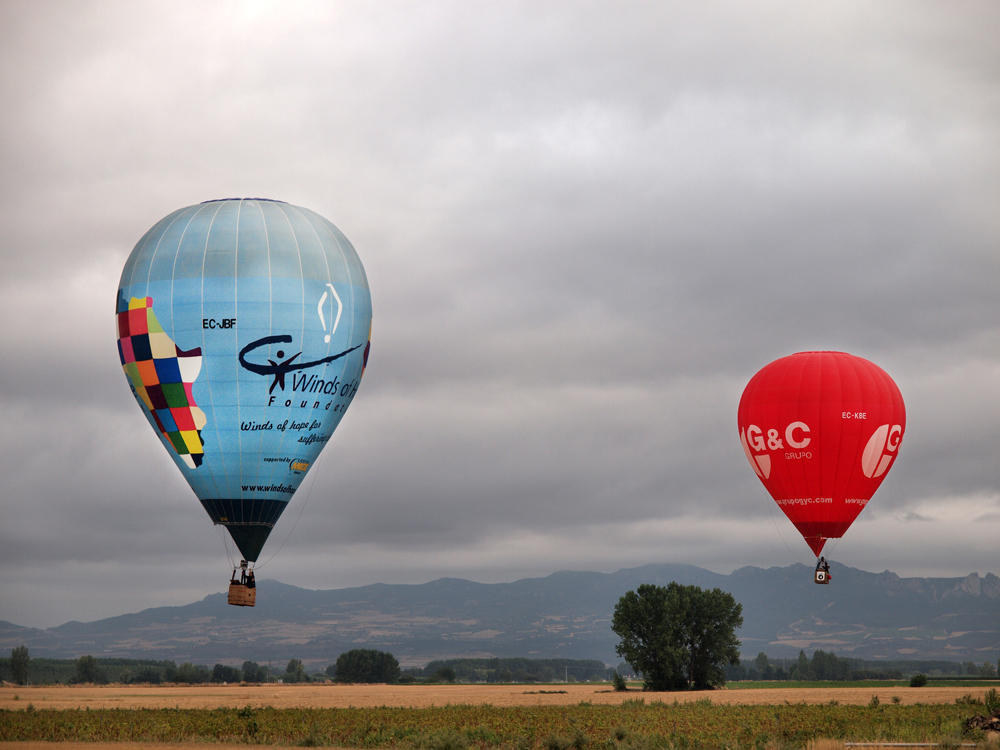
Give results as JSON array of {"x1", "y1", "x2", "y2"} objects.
[
  {"x1": 4, "y1": 649, "x2": 624, "y2": 686},
  {"x1": 264, "y1": 652, "x2": 402, "y2": 683},
  {"x1": 407, "y1": 658, "x2": 611, "y2": 684},
  {"x1": 727, "y1": 652, "x2": 995, "y2": 682},
  {"x1": 722, "y1": 652, "x2": 1000, "y2": 682},
  {"x1": 0, "y1": 648, "x2": 398, "y2": 685},
  {"x1": 0, "y1": 653, "x2": 180, "y2": 685},
  {"x1": 725, "y1": 650, "x2": 905, "y2": 682},
  {"x1": 960, "y1": 661, "x2": 1000, "y2": 679}
]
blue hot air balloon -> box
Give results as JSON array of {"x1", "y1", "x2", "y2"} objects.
[{"x1": 116, "y1": 198, "x2": 371, "y2": 604}]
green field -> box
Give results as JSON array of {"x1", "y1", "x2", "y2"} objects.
[
  {"x1": 2, "y1": 700, "x2": 996, "y2": 749},
  {"x1": 727, "y1": 679, "x2": 1000, "y2": 690}
]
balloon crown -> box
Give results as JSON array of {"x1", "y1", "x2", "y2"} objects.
[{"x1": 200, "y1": 197, "x2": 287, "y2": 204}]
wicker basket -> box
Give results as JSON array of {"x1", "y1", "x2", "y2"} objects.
[{"x1": 228, "y1": 583, "x2": 257, "y2": 606}]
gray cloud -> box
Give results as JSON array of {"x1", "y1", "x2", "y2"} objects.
[{"x1": 1, "y1": 1, "x2": 997, "y2": 628}]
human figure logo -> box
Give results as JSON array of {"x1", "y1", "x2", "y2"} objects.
[{"x1": 238, "y1": 335, "x2": 362, "y2": 394}]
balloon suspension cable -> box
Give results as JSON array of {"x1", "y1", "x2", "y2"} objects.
[
  {"x1": 822, "y1": 536, "x2": 841, "y2": 562},
  {"x1": 252, "y1": 453, "x2": 323, "y2": 571},
  {"x1": 765, "y1": 501, "x2": 796, "y2": 559},
  {"x1": 218, "y1": 524, "x2": 238, "y2": 569},
  {"x1": 218, "y1": 527, "x2": 255, "y2": 577}
]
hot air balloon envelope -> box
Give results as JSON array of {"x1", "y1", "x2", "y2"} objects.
[
  {"x1": 737, "y1": 351, "x2": 904, "y2": 556},
  {"x1": 116, "y1": 198, "x2": 371, "y2": 563}
]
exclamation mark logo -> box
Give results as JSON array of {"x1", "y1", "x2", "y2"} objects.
[{"x1": 317, "y1": 282, "x2": 343, "y2": 343}]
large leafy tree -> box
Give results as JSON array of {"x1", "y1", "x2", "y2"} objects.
[
  {"x1": 284, "y1": 658, "x2": 310, "y2": 683},
  {"x1": 242, "y1": 660, "x2": 268, "y2": 682},
  {"x1": 211, "y1": 663, "x2": 242, "y2": 683},
  {"x1": 72, "y1": 655, "x2": 108, "y2": 684},
  {"x1": 611, "y1": 582, "x2": 743, "y2": 690},
  {"x1": 10, "y1": 645, "x2": 29, "y2": 685},
  {"x1": 330, "y1": 649, "x2": 400, "y2": 683}
]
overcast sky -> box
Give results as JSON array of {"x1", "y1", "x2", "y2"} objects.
[{"x1": 1, "y1": 1, "x2": 997, "y2": 628}]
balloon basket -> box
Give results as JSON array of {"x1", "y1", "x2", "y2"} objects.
[
  {"x1": 228, "y1": 582, "x2": 257, "y2": 606},
  {"x1": 813, "y1": 569, "x2": 831, "y2": 585}
]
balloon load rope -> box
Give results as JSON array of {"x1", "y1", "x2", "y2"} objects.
[
  {"x1": 218, "y1": 526, "x2": 255, "y2": 577},
  {"x1": 765, "y1": 502, "x2": 797, "y2": 558},
  {"x1": 822, "y1": 536, "x2": 841, "y2": 561},
  {"x1": 253, "y1": 454, "x2": 322, "y2": 571},
  {"x1": 218, "y1": 524, "x2": 239, "y2": 569}
]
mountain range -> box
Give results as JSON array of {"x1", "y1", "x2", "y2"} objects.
[{"x1": 2, "y1": 562, "x2": 998, "y2": 668}]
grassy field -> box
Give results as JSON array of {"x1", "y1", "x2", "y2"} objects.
[
  {"x1": 728, "y1": 679, "x2": 1000, "y2": 690},
  {"x1": 1, "y1": 683, "x2": 998, "y2": 749}
]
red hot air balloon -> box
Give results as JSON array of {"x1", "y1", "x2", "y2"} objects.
[{"x1": 737, "y1": 351, "x2": 905, "y2": 568}]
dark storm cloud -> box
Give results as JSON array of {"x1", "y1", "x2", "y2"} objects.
[{"x1": 1, "y1": 1, "x2": 997, "y2": 626}]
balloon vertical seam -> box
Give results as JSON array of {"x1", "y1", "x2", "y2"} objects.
[
  {"x1": 198, "y1": 200, "x2": 227, "y2": 504},
  {"x1": 233, "y1": 199, "x2": 243, "y2": 511},
  {"x1": 280, "y1": 201, "x2": 308, "y2": 493},
  {"x1": 258, "y1": 199, "x2": 274, "y2": 526},
  {"x1": 168, "y1": 206, "x2": 206, "y2": 342}
]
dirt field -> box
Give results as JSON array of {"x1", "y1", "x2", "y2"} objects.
[{"x1": 0, "y1": 682, "x2": 993, "y2": 710}]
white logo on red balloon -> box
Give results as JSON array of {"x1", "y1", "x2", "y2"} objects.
[
  {"x1": 739, "y1": 421, "x2": 811, "y2": 480},
  {"x1": 861, "y1": 424, "x2": 903, "y2": 478}
]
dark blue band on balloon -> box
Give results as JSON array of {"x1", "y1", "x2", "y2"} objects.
[{"x1": 199, "y1": 498, "x2": 289, "y2": 561}]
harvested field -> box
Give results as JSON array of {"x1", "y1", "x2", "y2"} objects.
[{"x1": 0, "y1": 682, "x2": 992, "y2": 709}]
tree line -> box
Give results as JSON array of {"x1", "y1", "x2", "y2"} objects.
[
  {"x1": 0, "y1": 649, "x2": 608, "y2": 686},
  {"x1": 0, "y1": 652, "x2": 275, "y2": 685},
  {"x1": 9, "y1": 646, "x2": 993, "y2": 689},
  {"x1": 0, "y1": 648, "x2": 399, "y2": 685},
  {"x1": 407, "y1": 658, "x2": 611, "y2": 683},
  {"x1": 724, "y1": 650, "x2": 998, "y2": 682}
]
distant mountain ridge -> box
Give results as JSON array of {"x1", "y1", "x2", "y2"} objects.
[{"x1": 2, "y1": 562, "x2": 997, "y2": 667}]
